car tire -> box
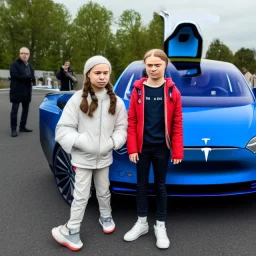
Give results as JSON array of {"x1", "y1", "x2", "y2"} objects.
[{"x1": 53, "y1": 146, "x2": 75, "y2": 206}]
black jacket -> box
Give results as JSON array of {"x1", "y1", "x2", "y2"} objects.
[
  {"x1": 9, "y1": 59, "x2": 35, "y2": 103},
  {"x1": 56, "y1": 66, "x2": 76, "y2": 91}
]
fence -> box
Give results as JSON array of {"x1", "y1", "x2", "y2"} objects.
[{"x1": 0, "y1": 69, "x2": 84, "y2": 89}]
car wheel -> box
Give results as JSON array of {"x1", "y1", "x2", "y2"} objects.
[{"x1": 53, "y1": 146, "x2": 75, "y2": 206}]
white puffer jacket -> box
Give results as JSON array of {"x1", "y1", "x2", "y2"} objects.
[{"x1": 55, "y1": 89, "x2": 127, "y2": 169}]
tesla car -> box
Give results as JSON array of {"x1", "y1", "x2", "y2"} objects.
[
  {"x1": 39, "y1": 58, "x2": 256, "y2": 205},
  {"x1": 39, "y1": 16, "x2": 256, "y2": 205}
]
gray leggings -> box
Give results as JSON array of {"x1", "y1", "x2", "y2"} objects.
[{"x1": 67, "y1": 166, "x2": 112, "y2": 230}]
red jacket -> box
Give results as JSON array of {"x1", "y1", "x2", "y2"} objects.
[{"x1": 127, "y1": 78, "x2": 184, "y2": 159}]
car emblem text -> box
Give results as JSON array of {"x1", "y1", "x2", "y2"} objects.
[{"x1": 201, "y1": 138, "x2": 211, "y2": 162}]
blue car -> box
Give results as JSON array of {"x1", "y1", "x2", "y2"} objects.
[
  {"x1": 39, "y1": 58, "x2": 256, "y2": 205},
  {"x1": 39, "y1": 17, "x2": 256, "y2": 205}
]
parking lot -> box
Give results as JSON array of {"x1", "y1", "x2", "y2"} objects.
[{"x1": 0, "y1": 90, "x2": 256, "y2": 256}]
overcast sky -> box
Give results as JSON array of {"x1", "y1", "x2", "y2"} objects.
[{"x1": 54, "y1": 0, "x2": 255, "y2": 56}]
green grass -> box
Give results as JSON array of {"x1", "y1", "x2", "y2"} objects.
[{"x1": 0, "y1": 84, "x2": 9, "y2": 89}]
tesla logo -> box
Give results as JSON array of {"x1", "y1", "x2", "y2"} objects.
[{"x1": 201, "y1": 138, "x2": 211, "y2": 162}]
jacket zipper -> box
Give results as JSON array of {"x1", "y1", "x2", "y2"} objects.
[
  {"x1": 96, "y1": 100, "x2": 103, "y2": 168},
  {"x1": 164, "y1": 86, "x2": 171, "y2": 149},
  {"x1": 141, "y1": 86, "x2": 144, "y2": 153}
]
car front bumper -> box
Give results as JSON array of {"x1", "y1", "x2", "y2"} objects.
[{"x1": 110, "y1": 148, "x2": 256, "y2": 196}]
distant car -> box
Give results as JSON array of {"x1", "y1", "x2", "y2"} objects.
[{"x1": 39, "y1": 57, "x2": 256, "y2": 205}]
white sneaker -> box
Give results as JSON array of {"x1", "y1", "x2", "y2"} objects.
[
  {"x1": 124, "y1": 219, "x2": 149, "y2": 241},
  {"x1": 51, "y1": 225, "x2": 83, "y2": 251},
  {"x1": 154, "y1": 224, "x2": 170, "y2": 249}
]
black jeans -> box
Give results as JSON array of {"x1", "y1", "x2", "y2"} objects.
[
  {"x1": 10, "y1": 102, "x2": 30, "y2": 130},
  {"x1": 136, "y1": 144, "x2": 170, "y2": 221}
]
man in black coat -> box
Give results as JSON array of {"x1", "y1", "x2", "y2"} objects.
[
  {"x1": 56, "y1": 61, "x2": 77, "y2": 91},
  {"x1": 9, "y1": 47, "x2": 35, "y2": 137}
]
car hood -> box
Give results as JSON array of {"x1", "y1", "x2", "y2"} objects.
[{"x1": 183, "y1": 104, "x2": 255, "y2": 147}]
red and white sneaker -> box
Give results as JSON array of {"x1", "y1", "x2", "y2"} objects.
[
  {"x1": 99, "y1": 216, "x2": 116, "y2": 234},
  {"x1": 51, "y1": 225, "x2": 83, "y2": 251}
]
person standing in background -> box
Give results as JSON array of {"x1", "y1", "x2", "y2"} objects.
[
  {"x1": 9, "y1": 47, "x2": 35, "y2": 137},
  {"x1": 56, "y1": 61, "x2": 77, "y2": 91}
]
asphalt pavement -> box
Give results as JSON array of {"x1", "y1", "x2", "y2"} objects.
[{"x1": 1, "y1": 90, "x2": 256, "y2": 256}]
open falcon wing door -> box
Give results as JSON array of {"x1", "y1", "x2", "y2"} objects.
[{"x1": 159, "y1": 11, "x2": 219, "y2": 76}]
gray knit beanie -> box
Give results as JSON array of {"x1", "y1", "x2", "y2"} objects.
[{"x1": 83, "y1": 55, "x2": 112, "y2": 75}]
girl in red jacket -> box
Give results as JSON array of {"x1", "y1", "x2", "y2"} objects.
[{"x1": 123, "y1": 49, "x2": 184, "y2": 249}]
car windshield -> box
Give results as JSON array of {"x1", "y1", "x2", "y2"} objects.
[
  {"x1": 167, "y1": 61, "x2": 254, "y2": 107},
  {"x1": 169, "y1": 63, "x2": 250, "y2": 97},
  {"x1": 114, "y1": 60, "x2": 254, "y2": 107}
]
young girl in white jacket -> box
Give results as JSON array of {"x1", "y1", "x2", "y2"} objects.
[{"x1": 51, "y1": 56, "x2": 127, "y2": 251}]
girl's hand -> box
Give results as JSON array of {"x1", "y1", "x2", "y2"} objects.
[
  {"x1": 129, "y1": 153, "x2": 139, "y2": 163},
  {"x1": 172, "y1": 159, "x2": 182, "y2": 165}
]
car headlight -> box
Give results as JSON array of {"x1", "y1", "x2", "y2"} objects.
[{"x1": 246, "y1": 137, "x2": 256, "y2": 153}]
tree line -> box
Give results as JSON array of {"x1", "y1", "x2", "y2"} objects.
[
  {"x1": 0, "y1": 0, "x2": 255, "y2": 82},
  {"x1": 206, "y1": 39, "x2": 256, "y2": 75}
]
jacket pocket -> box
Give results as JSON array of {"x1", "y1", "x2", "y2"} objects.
[
  {"x1": 74, "y1": 132, "x2": 98, "y2": 154},
  {"x1": 99, "y1": 137, "x2": 113, "y2": 157},
  {"x1": 71, "y1": 148, "x2": 96, "y2": 166}
]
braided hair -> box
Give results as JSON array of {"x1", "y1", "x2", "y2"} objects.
[{"x1": 80, "y1": 76, "x2": 117, "y2": 117}]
